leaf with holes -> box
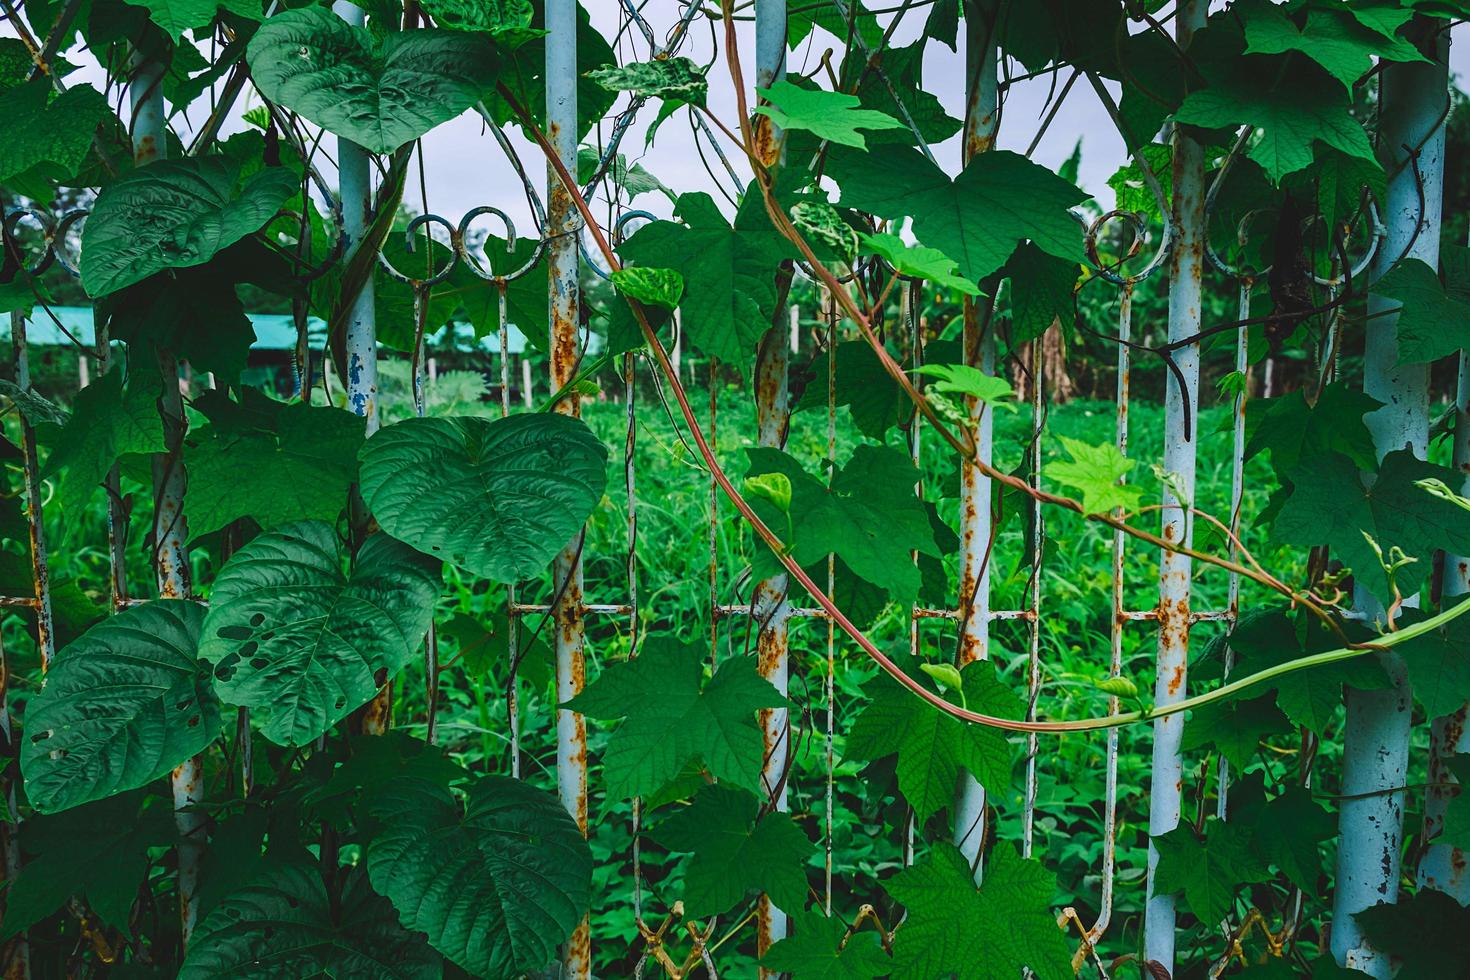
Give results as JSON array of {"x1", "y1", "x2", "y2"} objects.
[
  {"x1": 79, "y1": 156, "x2": 296, "y2": 296},
  {"x1": 247, "y1": 6, "x2": 501, "y2": 154},
  {"x1": 21, "y1": 600, "x2": 219, "y2": 814},
  {"x1": 419, "y1": 0, "x2": 535, "y2": 38},
  {"x1": 199, "y1": 520, "x2": 440, "y2": 746},
  {"x1": 364, "y1": 773, "x2": 592, "y2": 976},
  {"x1": 588, "y1": 56, "x2": 707, "y2": 105},
  {"x1": 611, "y1": 266, "x2": 683, "y2": 311},
  {"x1": 756, "y1": 80, "x2": 903, "y2": 149},
  {"x1": 357, "y1": 413, "x2": 608, "y2": 582}
]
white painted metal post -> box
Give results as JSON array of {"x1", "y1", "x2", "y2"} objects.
[
  {"x1": 546, "y1": 2, "x2": 589, "y2": 975},
  {"x1": 789, "y1": 303, "x2": 799, "y2": 353},
  {"x1": 1332, "y1": 27, "x2": 1447, "y2": 974},
  {"x1": 1143, "y1": 2, "x2": 1206, "y2": 969},
  {"x1": 753, "y1": 0, "x2": 791, "y2": 966},
  {"x1": 953, "y1": 0, "x2": 998, "y2": 879}
]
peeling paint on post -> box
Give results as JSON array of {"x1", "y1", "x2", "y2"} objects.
[
  {"x1": 130, "y1": 50, "x2": 204, "y2": 947},
  {"x1": 753, "y1": 0, "x2": 790, "y2": 967},
  {"x1": 10, "y1": 314, "x2": 53, "y2": 672},
  {"x1": 1332, "y1": 26, "x2": 1446, "y2": 975},
  {"x1": 953, "y1": 0, "x2": 998, "y2": 881},
  {"x1": 546, "y1": 1, "x2": 589, "y2": 975},
  {"x1": 1143, "y1": 3, "x2": 1206, "y2": 969}
]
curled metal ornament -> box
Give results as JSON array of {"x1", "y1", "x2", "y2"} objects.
[
  {"x1": 376, "y1": 206, "x2": 546, "y2": 288},
  {"x1": 581, "y1": 208, "x2": 658, "y2": 280},
  {"x1": 1084, "y1": 208, "x2": 1170, "y2": 286},
  {"x1": 3, "y1": 207, "x2": 88, "y2": 279},
  {"x1": 1202, "y1": 201, "x2": 1386, "y2": 287}
]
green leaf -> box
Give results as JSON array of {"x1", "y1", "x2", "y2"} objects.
[
  {"x1": 199, "y1": 520, "x2": 441, "y2": 746},
  {"x1": 883, "y1": 841, "x2": 1072, "y2": 979},
  {"x1": 913, "y1": 364, "x2": 1016, "y2": 409},
  {"x1": 80, "y1": 157, "x2": 296, "y2": 297},
  {"x1": 21, "y1": 600, "x2": 219, "y2": 814},
  {"x1": 122, "y1": 0, "x2": 259, "y2": 41},
  {"x1": 365, "y1": 773, "x2": 592, "y2": 976},
  {"x1": 1253, "y1": 784, "x2": 1334, "y2": 891},
  {"x1": 419, "y1": 0, "x2": 533, "y2": 36},
  {"x1": 651, "y1": 783, "x2": 812, "y2": 918},
  {"x1": 761, "y1": 908, "x2": 891, "y2": 979},
  {"x1": 1152, "y1": 817, "x2": 1271, "y2": 924},
  {"x1": 0, "y1": 80, "x2": 111, "y2": 186},
  {"x1": 180, "y1": 862, "x2": 441, "y2": 979},
  {"x1": 1044, "y1": 435, "x2": 1143, "y2": 514},
  {"x1": 1374, "y1": 257, "x2": 1470, "y2": 364},
  {"x1": 1437, "y1": 755, "x2": 1470, "y2": 852},
  {"x1": 1275, "y1": 450, "x2": 1470, "y2": 603},
  {"x1": 247, "y1": 6, "x2": 501, "y2": 154},
  {"x1": 40, "y1": 364, "x2": 165, "y2": 524},
  {"x1": 756, "y1": 80, "x2": 903, "y2": 149},
  {"x1": 829, "y1": 145, "x2": 1089, "y2": 282},
  {"x1": 1106, "y1": 143, "x2": 1171, "y2": 222},
  {"x1": 440, "y1": 607, "x2": 552, "y2": 688},
  {"x1": 1180, "y1": 691, "x2": 1292, "y2": 770},
  {"x1": 1003, "y1": 242, "x2": 1079, "y2": 343},
  {"x1": 484, "y1": 0, "x2": 615, "y2": 142},
  {"x1": 357, "y1": 413, "x2": 608, "y2": 582},
  {"x1": 101, "y1": 260, "x2": 259, "y2": 382},
  {"x1": 1174, "y1": 62, "x2": 1376, "y2": 183},
  {"x1": 185, "y1": 392, "x2": 365, "y2": 541},
  {"x1": 1355, "y1": 888, "x2": 1470, "y2": 979},
  {"x1": 588, "y1": 56, "x2": 707, "y2": 105},
  {"x1": 566, "y1": 637, "x2": 785, "y2": 799},
  {"x1": 618, "y1": 189, "x2": 799, "y2": 364},
  {"x1": 861, "y1": 232, "x2": 979, "y2": 294},
  {"x1": 794, "y1": 339, "x2": 910, "y2": 440},
  {"x1": 1396, "y1": 615, "x2": 1470, "y2": 720},
  {"x1": 1240, "y1": 0, "x2": 1427, "y2": 91},
  {"x1": 611, "y1": 266, "x2": 684, "y2": 311},
  {"x1": 1244, "y1": 382, "x2": 1383, "y2": 476},
  {"x1": 845, "y1": 656, "x2": 1019, "y2": 822}
]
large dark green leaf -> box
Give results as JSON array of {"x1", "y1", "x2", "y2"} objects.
[
  {"x1": 80, "y1": 156, "x2": 295, "y2": 296},
  {"x1": 247, "y1": 6, "x2": 500, "y2": 154},
  {"x1": 180, "y1": 862, "x2": 441, "y2": 979},
  {"x1": 0, "y1": 80, "x2": 112, "y2": 186},
  {"x1": 357, "y1": 413, "x2": 608, "y2": 582},
  {"x1": 199, "y1": 520, "x2": 440, "y2": 746},
  {"x1": 365, "y1": 774, "x2": 592, "y2": 976},
  {"x1": 21, "y1": 600, "x2": 220, "y2": 814}
]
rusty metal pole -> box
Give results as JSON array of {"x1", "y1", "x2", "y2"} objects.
[
  {"x1": 545, "y1": 2, "x2": 589, "y2": 975},
  {"x1": 1143, "y1": 2, "x2": 1205, "y2": 970},
  {"x1": 752, "y1": 0, "x2": 791, "y2": 966},
  {"x1": 953, "y1": 0, "x2": 998, "y2": 880},
  {"x1": 1332, "y1": 27, "x2": 1446, "y2": 974},
  {"x1": 129, "y1": 50, "x2": 204, "y2": 946}
]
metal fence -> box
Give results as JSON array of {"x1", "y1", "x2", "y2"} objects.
[{"x1": 0, "y1": 1, "x2": 1464, "y2": 979}]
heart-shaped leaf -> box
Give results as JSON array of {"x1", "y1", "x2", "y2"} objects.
[
  {"x1": 357, "y1": 413, "x2": 608, "y2": 582},
  {"x1": 199, "y1": 520, "x2": 440, "y2": 746},
  {"x1": 20, "y1": 601, "x2": 221, "y2": 814},
  {"x1": 80, "y1": 156, "x2": 296, "y2": 297},
  {"x1": 247, "y1": 6, "x2": 501, "y2": 154},
  {"x1": 365, "y1": 774, "x2": 592, "y2": 976}
]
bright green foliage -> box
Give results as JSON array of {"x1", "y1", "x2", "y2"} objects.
[
  {"x1": 1044, "y1": 435, "x2": 1143, "y2": 514},
  {"x1": 829, "y1": 145, "x2": 1088, "y2": 282},
  {"x1": 1374, "y1": 257, "x2": 1470, "y2": 365},
  {"x1": 199, "y1": 521, "x2": 441, "y2": 746},
  {"x1": 618, "y1": 189, "x2": 799, "y2": 364},
  {"x1": 365, "y1": 774, "x2": 592, "y2": 976},
  {"x1": 794, "y1": 339, "x2": 912, "y2": 440},
  {"x1": 184, "y1": 391, "x2": 365, "y2": 541},
  {"x1": 862, "y1": 232, "x2": 979, "y2": 294},
  {"x1": 440, "y1": 608, "x2": 552, "y2": 688},
  {"x1": 650, "y1": 783, "x2": 813, "y2": 918},
  {"x1": 883, "y1": 842, "x2": 1073, "y2": 979},
  {"x1": 1106, "y1": 143, "x2": 1171, "y2": 221},
  {"x1": 914, "y1": 363, "x2": 1016, "y2": 408},
  {"x1": 180, "y1": 862, "x2": 442, "y2": 979},
  {"x1": 589, "y1": 57, "x2": 707, "y2": 105},
  {"x1": 791, "y1": 199, "x2": 860, "y2": 263},
  {"x1": 1240, "y1": 0, "x2": 1426, "y2": 89},
  {"x1": 122, "y1": 0, "x2": 260, "y2": 41},
  {"x1": 40, "y1": 365, "x2": 164, "y2": 523},
  {"x1": 760, "y1": 908, "x2": 891, "y2": 979},
  {"x1": 79, "y1": 157, "x2": 295, "y2": 296},
  {"x1": 21, "y1": 601, "x2": 219, "y2": 814},
  {"x1": 566, "y1": 637, "x2": 785, "y2": 799},
  {"x1": 247, "y1": 7, "x2": 501, "y2": 154},
  {"x1": 1355, "y1": 888, "x2": 1470, "y2": 979},
  {"x1": 1153, "y1": 817, "x2": 1272, "y2": 924},
  {"x1": 0, "y1": 791, "x2": 174, "y2": 938},
  {"x1": 1275, "y1": 450, "x2": 1470, "y2": 602},
  {"x1": 611, "y1": 266, "x2": 684, "y2": 310},
  {"x1": 357, "y1": 413, "x2": 608, "y2": 582},
  {"x1": 0, "y1": 80, "x2": 110, "y2": 185},
  {"x1": 756, "y1": 80, "x2": 903, "y2": 149},
  {"x1": 846, "y1": 657, "x2": 1019, "y2": 822}
]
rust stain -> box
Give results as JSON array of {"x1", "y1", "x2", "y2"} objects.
[{"x1": 359, "y1": 682, "x2": 393, "y2": 735}]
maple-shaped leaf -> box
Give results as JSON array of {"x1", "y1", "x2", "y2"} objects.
[
  {"x1": 1239, "y1": 0, "x2": 1427, "y2": 90},
  {"x1": 1355, "y1": 888, "x2": 1470, "y2": 979},
  {"x1": 1174, "y1": 60, "x2": 1376, "y2": 183},
  {"x1": 883, "y1": 841, "x2": 1072, "y2": 979},
  {"x1": 1003, "y1": 241, "x2": 1080, "y2": 343},
  {"x1": 618, "y1": 188, "x2": 799, "y2": 364},
  {"x1": 1152, "y1": 817, "x2": 1271, "y2": 924},
  {"x1": 650, "y1": 783, "x2": 812, "y2": 918},
  {"x1": 565, "y1": 637, "x2": 785, "y2": 800},
  {"x1": 861, "y1": 232, "x2": 979, "y2": 294},
  {"x1": 1394, "y1": 613, "x2": 1470, "y2": 720},
  {"x1": 1044, "y1": 435, "x2": 1143, "y2": 514},
  {"x1": 1274, "y1": 450, "x2": 1470, "y2": 603},
  {"x1": 0, "y1": 80, "x2": 112, "y2": 186},
  {"x1": 1374, "y1": 257, "x2": 1470, "y2": 365},
  {"x1": 1226, "y1": 772, "x2": 1335, "y2": 892},
  {"x1": 1180, "y1": 691, "x2": 1291, "y2": 770},
  {"x1": 845, "y1": 656, "x2": 1020, "y2": 822},
  {"x1": 828, "y1": 144, "x2": 1088, "y2": 282},
  {"x1": 794, "y1": 340, "x2": 907, "y2": 440},
  {"x1": 755, "y1": 80, "x2": 903, "y2": 149},
  {"x1": 1244, "y1": 382, "x2": 1383, "y2": 476},
  {"x1": 1285, "y1": 145, "x2": 1386, "y2": 239},
  {"x1": 760, "y1": 908, "x2": 890, "y2": 979}
]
